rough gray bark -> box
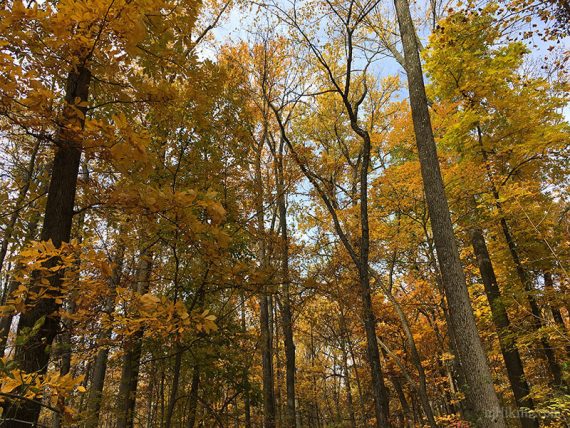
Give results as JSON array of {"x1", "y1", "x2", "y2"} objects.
[
  {"x1": 392, "y1": 0, "x2": 505, "y2": 424},
  {"x1": 3, "y1": 66, "x2": 91, "y2": 427},
  {"x1": 470, "y1": 227, "x2": 538, "y2": 428}
]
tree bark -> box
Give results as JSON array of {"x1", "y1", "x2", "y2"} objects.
[
  {"x1": 476, "y1": 125, "x2": 565, "y2": 389},
  {"x1": 470, "y1": 227, "x2": 539, "y2": 428},
  {"x1": 186, "y1": 367, "x2": 200, "y2": 428},
  {"x1": 274, "y1": 137, "x2": 297, "y2": 428},
  {"x1": 4, "y1": 66, "x2": 91, "y2": 427},
  {"x1": 392, "y1": 0, "x2": 505, "y2": 424},
  {"x1": 83, "y1": 242, "x2": 125, "y2": 427},
  {"x1": 341, "y1": 337, "x2": 357, "y2": 428},
  {"x1": 254, "y1": 129, "x2": 277, "y2": 428},
  {"x1": 116, "y1": 251, "x2": 153, "y2": 428},
  {"x1": 164, "y1": 346, "x2": 183, "y2": 428}
]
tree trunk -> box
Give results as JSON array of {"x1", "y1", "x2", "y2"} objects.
[
  {"x1": 352, "y1": 113, "x2": 391, "y2": 427},
  {"x1": 341, "y1": 338, "x2": 357, "y2": 428},
  {"x1": 260, "y1": 294, "x2": 277, "y2": 428},
  {"x1": 84, "y1": 241, "x2": 125, "y2": 428},
  {"x1": 544, "y1": 272, "x2": 570, "y2": 356},
  {"x1": 274, "y1": 137, "x2": 297, "y2": 428},
  {"x1": 255, "y1": 128, "x2": 277, "y2": 428},
  {"x1": 53, "y1": 184, "x2": 88, "y2": 428},
  {"x1": 274, "y1": 87, "x2": 391, "y2": 427},
  {"x1": 391, "y1": 376, "x2": 410, "y2": 425},
  {"x1": 186, "y1": 367, "x2": 200, "y2": 428},
  {"x1": 499, "y1": 213, "x2": 564, "y2": 387},
  {"x1": 392, "y1": 1, "x2": 505, "y2": 425},
  {"x1": 0, "y1": 214, "x2": 40, "y2": 357},
  {"x1": 165, "y1": 346, "x2": 183, "y2": 428},
  {"x1": 0, "y1": 138, "x2": 41, "y2": 278},
  {"x1": 116, "y1": 251, "x2": 153, "y2": 428},
  {"x1": 240, "y1": 294, "x2": 252, "y2": 428},
  {"x1": 470, "y1": 227, "x2": 539, "y2": 428},
  {"x1": 4, "y1": 66, "x2": 91, "y2": 427},
  {"x1": 476, "y1": 125, "x2": 565, "y2": 388}
]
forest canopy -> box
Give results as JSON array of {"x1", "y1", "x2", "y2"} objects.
[{"x1": 0, "y1": 0, "x2": 568, "y2": 426}]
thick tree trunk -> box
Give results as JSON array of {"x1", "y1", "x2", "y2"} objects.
[
  {"x1": 392, "y1": 1, "x2": 505, "y2": 425},
  {"x1": 53, "y1": 189, "x2": 88, "y2": 428},
  {"x1": 4, "y1": 66, "x2": 91, "y2": 427},
  {"x1": 470, "y1": 227, "x2": 539, "y2": 428},
  {"x1": 116, "y1": 252, "x2": 153, "y2": 428}
]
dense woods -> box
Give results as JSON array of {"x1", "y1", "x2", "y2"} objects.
[{"x1": 0, "y1": 0, "x2": 568, "y2": 426}]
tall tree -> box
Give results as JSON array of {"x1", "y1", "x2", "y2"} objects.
[{"x1": 393, "y1": 0, "x2": 506, "y2": 424}]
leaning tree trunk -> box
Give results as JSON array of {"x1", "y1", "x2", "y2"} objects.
[
  {"x1": 470, "y1": 227, "x2": 539, "y2": 428},
  {"x1": 392, "y1": 0, "x2": 505, "y2": 425},
  {"x1": 116, "y1": 251, "x2": 153, "y2": 428},
  {"x1": 3, "y1": 66, "x2": 91, "y2": 427}
]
